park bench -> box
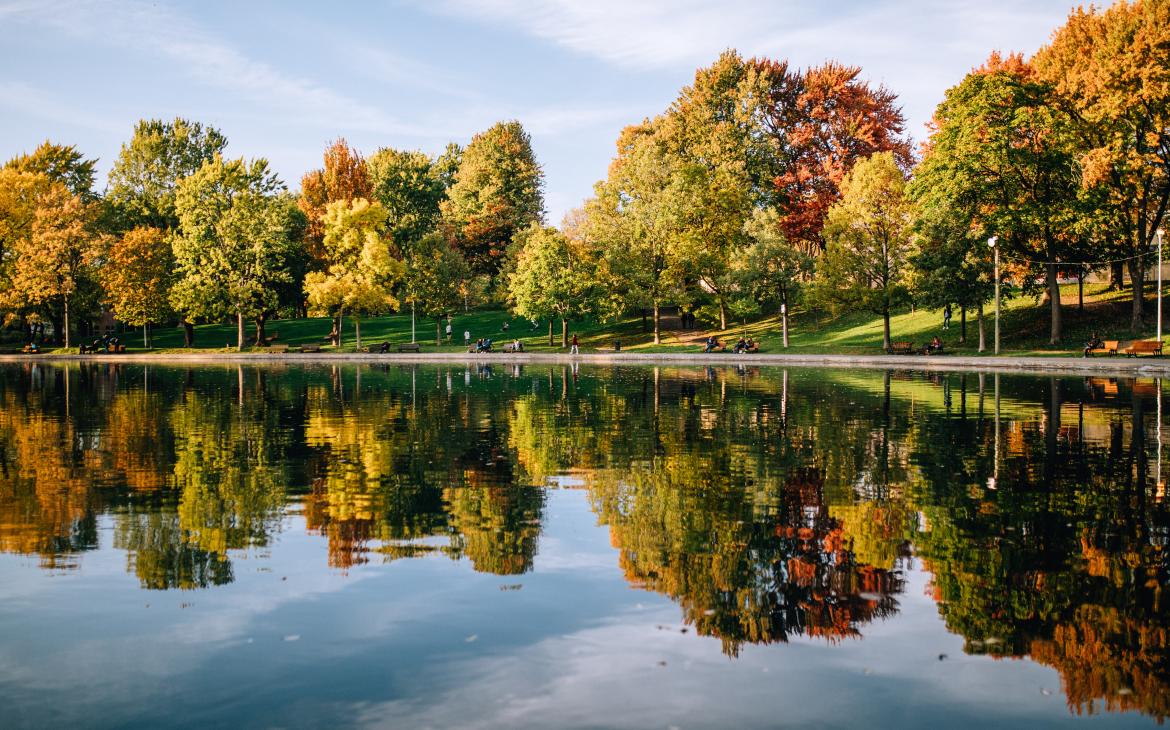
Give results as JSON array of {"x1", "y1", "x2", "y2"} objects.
[
  {"x1": 1123, "y1": 340, "x2": 1163, "y2": 357},
  {"x1": 21, "y1": 344, "x2": 40, "y2": 354},
  {"x1": 1085, "y1": 340, "x2": 1119, "y2": 357},
  {"x1": 269, "y1": 344, "x2": 289, "y2": 354},
  {"x1": 301, "y1": 344, "x2": 321, "y2": 353},
  {"x1": 886, "y1": 341, "x2": 914, "y2": 355},
  {"x1": 397, "y1": 342, "x2": 421, "y2": 353},
  {"x1": 502, "y1": 342, "x2": 524, "y2": 353},
  {"x1": 362, "y1": 342, "x2": 391, "y2": 354}
]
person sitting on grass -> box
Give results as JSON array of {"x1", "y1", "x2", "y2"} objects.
[{"x1": 703, "y1": 336, "x2": 721, "y2": 353}]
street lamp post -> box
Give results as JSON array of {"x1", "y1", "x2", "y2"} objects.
[
  {"x1": 989, "y1": 236, "x2": 1000, "y2": 355},
  {"x1": 1157, "y1": 227, "x2": 1164, "y2": 344}
]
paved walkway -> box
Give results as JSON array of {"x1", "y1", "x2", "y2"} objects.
[{"x1": 3, "y1": 351, "x2": 1169, "y2": 377}]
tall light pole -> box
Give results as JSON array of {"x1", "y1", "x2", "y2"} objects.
[
  {"x1": 989, "y1": 236, "x2": 1000, "y2": 355},
  {"x1": 1157, "y1": 227, "x2": 1164, "y2": 344}
]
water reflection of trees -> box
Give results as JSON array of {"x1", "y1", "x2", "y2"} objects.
[{"x1": 1, "y1": 363, "x2": 1169, "y2": 720}]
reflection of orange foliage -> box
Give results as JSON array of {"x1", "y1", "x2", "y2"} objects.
[{"x1": 1030, "y1": 605, "x2": 1170, "y2": 721}]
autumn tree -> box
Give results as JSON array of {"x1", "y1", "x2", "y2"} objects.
[
  {"x1": 0, "y1": 168, "x2": 52, "y2": 339},
  {"x1": 172, "y1": 155, "x2": 303, "y2": 350},
  {"x1": 508, "y1": 223, "x2": 596, "y2": 346},
  {"x1": 441, "y1": 121, "x2": 544, "y2": 279},
  {"x1": 99, "y1": 226, "x2": 174, "y2": 347},
  {"x1": 404, "y1": 232, "x2": 471, "y2": 345},
  {"x1": 106, "y1": 118, "x2": 227, "y2": 230},
  {"x1": 298, "y1": 138, "x2": 372, "y2": 263},
  {"x1": 3, "y1": 140, "x2": 97, "y2": 198},
  {"x1": 304, "y1": 199, "x2": 404, "y2": 350},
  {"x1": 8, "y1": 183, "x2": 106, "y2": 347},
  {"x1": 1034, "y1": 0, "x2": 1170, "y2": 331},
  {"x1": 755, "y1": 60, "x2": 913, "y2": 253},
  {"x1": 813, "y1": 152, "x2": 914, "y2": 350}
]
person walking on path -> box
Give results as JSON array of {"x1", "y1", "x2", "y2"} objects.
[
  {"x1": 570, "y1": 333, "x2": 579, "y2": 355},
  {"x1": 942, "y1": 304, "x2": 952, "y2": 331}
]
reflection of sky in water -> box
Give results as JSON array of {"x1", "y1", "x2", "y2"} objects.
[
  {"x1": 0, "y1": 364, "x2": 1166, "y2": 728},
  {"x1": 0, "y1": 490, "x2": 1151, "y2": 729}
]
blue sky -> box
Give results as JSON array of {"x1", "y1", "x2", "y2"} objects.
[{"x1": 1, "y1": 0, "x2": 1087, "y2": 224}]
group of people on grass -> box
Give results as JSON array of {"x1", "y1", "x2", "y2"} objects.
[{"x1": 703, "y1": 336, "x2": 757, "y2": 354}]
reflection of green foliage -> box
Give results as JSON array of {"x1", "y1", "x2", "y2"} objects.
[
  {"x1": 115, "y1": 508, "x2": 233, "y2": 590},
  {"x1": 445, "y1": 486, "x2": 543, "y2": 575},
  {"x1": 170, "y1": 387, "x2": 290, "y2": 557}
]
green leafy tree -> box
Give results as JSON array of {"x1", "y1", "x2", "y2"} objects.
[
  {"x1": 171, "y1": 155, "x2": 302, "y2": 350},
  {"x1": 813, "y1": 151, "x2": 914, "y2": 351},
  {"x1": 404, "y1": 232, "x2": 471, "y2": 345},
  {"x1": 304, "y1": 198, "x2": 404, "y2": 350},
  {"x1": 99, "y1": 226, "x2": 174, "y2": 347},
  {"x1": 916, "y1": 54, "x2": 1082, "y2": 344},
  {"x1": 441, "y1": 121, "x2": 544, "y2": 279},
  {"x1": 366, "y1": 147, "x2": 447, "y2": 254},
  {"x1": 508, "y1": 223, "x2": 596, "y2": 346},
  {"x1": 731, "y1": 208, "x2": 811, "y2": 347},
  {"x1": 106, "y1": 118, "x2": 227, "y2": 230},
  {"x1": 587, "y1": 122, "x2": 688, "y2": 344}
]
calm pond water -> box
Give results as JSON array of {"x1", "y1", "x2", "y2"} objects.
[{"x1": 0, "y1": 362, "x2": 1167, "y2": 728}]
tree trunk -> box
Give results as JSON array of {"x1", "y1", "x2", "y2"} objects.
[
  {"x1": 653, "y1": 301, "x2": 661, "y2": 345},
  {"x1": 1078, "y1": 269, "x2": 1084, "y2": 311},
  {"x1": 1110, "y1": 261, "x2": 1124, "y2": 290},
  {"x1": 977, "y1": 302, "x2": 986, "y2": 352},
  {"x1": 1046, "y1": 262, "x2": 1062, "y2": 345},
  {"x1": 436, "y1": 319, "x2": 442, "y2": 346},
  {"x1": 561, "y1": 319, "x2": 567, "y2": 348},
  {"x1": 337, "y1": 314, "x2": 344, "y2": 349},
  {"x1": 960, "y1": 306, "x2": 967, "y2": 344},
  {"x1": 1127, "y1": 254, "x2": 1145, "y2": 332},
  {"x1": 253, "y1": 315, "x2": 267, "y2": 346},
  {"x1": 63, "y1": 296, "x2": 70, "y2": 349},
  {"x1": 237, "y1": 311, "x2": 245, "y2": 351},
  {"x1": 331, "y1": 315, "x2": 342, "y2": 347},
  {"x1": 719, "y1": 299, "x2": 727, "y2": 330},
  {"x1": 182, "y1": 319, "x2": 194, "y2": 347},
  {"x1": 355, "y1": 317, "x2": 361, "y2": 351},
  {"x1": 781, "y1": 284, "x2": 790, "y2": 348},
  {"x1": 143, "y1": 324, "x2": 149, "y2": 349},
  {"x1": 641, "y1": 308, "x2": 647, "y2": 333},
  {"x1": 882, "y1": 310, "x2": 891, "y2": 351},
  {"x1": 547, "y1": 320, "x2": 553, "y2": 346}
]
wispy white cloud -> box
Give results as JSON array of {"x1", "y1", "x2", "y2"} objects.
[{"x1": 1, "y1": 0, "x2": 432, "y2": 137}]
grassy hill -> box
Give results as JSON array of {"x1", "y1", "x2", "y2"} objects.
[{"x1": 29, "y1": 280, "x2": 1170, "y2": 356}]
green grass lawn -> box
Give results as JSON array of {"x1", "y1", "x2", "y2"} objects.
[{"x1": 28, "y1": 281, "x2": 1170, "y2": 356}]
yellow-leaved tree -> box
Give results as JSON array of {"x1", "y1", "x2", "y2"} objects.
[
  {"x1": 304, "y1": 198, "x2": 403, "y2": 350},
  {"x1": 100, "y1": 226, "x2": 173, "y2": 348}
]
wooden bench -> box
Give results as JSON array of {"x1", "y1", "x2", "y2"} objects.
[
  {"x1": 1085, "y1": 340, "x2": 1119, "y2": 357},
  {"x1": 397, "y1": 343, "x2": 421, "y2": 353},
  {"x1": 363, "y1": 342, "x2": 391, "y2": 354},
  {"x1": 502, "y1": 343, "x2": 524, "y2": 353},
  {"x1": 269, "y1": 344, "x2": 289, "y2": 354},
  {"x1": 886, "y1": 341, "x2": 914, "y2": 355},
  {"x1": 301, "y1": 344, "x2": 321, "y2": 353},
  {"x1": 1123, "y1": 340, "x2": 1163, "y2": 357}
]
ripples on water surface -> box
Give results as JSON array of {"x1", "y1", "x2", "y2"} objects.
[{"x1": 0, "y1": 362, "x2": 1167, "y2": 728}]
